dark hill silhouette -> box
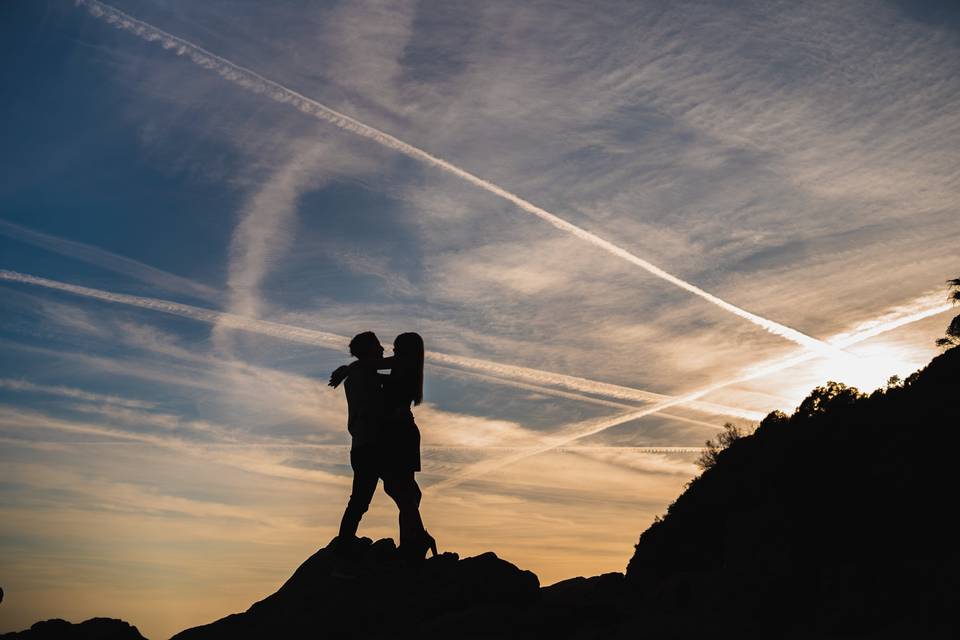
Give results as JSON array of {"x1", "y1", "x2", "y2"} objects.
[
  {"x1": 0, "y1": 618, "x2": 146, "y2": 639},
  {"x1": 624, "y1": 345, "x2": 960, "y2": 638},
  {"x1": 5, "y1": 347, "x2": 958, "y2": 639},
  {"x1": 170, "y1": 538, "x2": 539, "y2": 640}
]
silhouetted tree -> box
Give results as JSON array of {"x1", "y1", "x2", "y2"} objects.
[
  {"x1": 696, "y1": 422, "x2": 743, "y2": 470},
  {"x1": 935, "y1": 277, "x2": 960, "y2": 348},
  {"x1": 794, "y1": 380, "x2": 863, "y2": 418}
]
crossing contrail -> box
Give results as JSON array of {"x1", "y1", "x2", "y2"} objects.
[
  {"x1": 428, "y1": 362, "x2": 761, "y2": 423},
  {"x1": 4, "y1": 269, "x2": 949, "y2": 489},
  {"x1": 419, "y1": 349, "x2": 761, "y2": 418},
  {"x1": 0, "y1": 218, "x2": 219, "y2": 302},
  {"x1": 0, "y1": 269, "x2": 756, "y2": 418},
  {"x1": 74, "y1": 0, "x2": 846, "y2": 358},
  {"x1": 433, "y1": 292, "x2": 953, "y2": 489}
]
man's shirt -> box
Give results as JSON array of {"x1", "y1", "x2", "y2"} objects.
[{"x1": 344, "y1": 362, "x2": 383, "y2": 447}]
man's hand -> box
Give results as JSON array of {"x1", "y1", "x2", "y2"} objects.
[{"x1": 328, "y1": 365, "x2": 351, "y2": 388}]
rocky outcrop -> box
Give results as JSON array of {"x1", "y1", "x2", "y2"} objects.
[
  {"x1": 171, "y1": 537, "x2": 539, "y2": 640},
  {"x1": 0, "y1": 618, "x2": 146, "y2": 639}
]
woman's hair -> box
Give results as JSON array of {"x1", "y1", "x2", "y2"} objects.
[{"x1": 394, "y1": 332, "x2": 424, "y2": 406}]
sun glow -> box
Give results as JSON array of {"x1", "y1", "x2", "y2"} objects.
[{"x1": 809, "y1": 342, "x2": 926, "y2": 393}]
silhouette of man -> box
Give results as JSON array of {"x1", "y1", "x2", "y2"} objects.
[{"x1": 335, "y1": 331, "x2": 422, "y2": 551}]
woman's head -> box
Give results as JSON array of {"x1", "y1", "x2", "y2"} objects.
[{"x1": 393, "y1": 332, "x2": 424, "y2": 405}]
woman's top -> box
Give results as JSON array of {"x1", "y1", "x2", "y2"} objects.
[
  {"x1": 380, "y1": 368, "x2": 421, "y2": 472},
  {"x1": 383, "y1": 364, "x2": 417, "y2": 413}
]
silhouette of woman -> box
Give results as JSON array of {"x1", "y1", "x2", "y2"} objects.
[
  {"x1": 329, "y1": 332, "x2": 436, "y2": 561},
  {"x1": 382, "y1": 332, "x2": 436, "y2": 561}
]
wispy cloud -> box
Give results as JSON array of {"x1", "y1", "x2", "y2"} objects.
[
  {"x1": 0, "y1": 404, "x2": 345, "y2": 486},
  {"x1": 435, "y1": 290, "x2": 954, "y2": 488},
  {"x1": 74, "y1": 0, "x2": 851, "y2": 358},
  {"x1": 0, "y1": 269, "x2": 758, "y2": 419},
  {"x1": 220, "y1": 137, "x2": 365, "y2": 320},
  {"x1": 315, "y1": 242, "x2": 419, "y2": 297},
  {"x1": 0, "y1": 378, "x2": 158, "y2": 410}
]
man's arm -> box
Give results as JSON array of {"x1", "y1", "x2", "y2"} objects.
[
  {"x1": 328, "y1": 365, "x2": 351, "y2": 388},
  {"x1": 328, "y1": 356, "x2": 395, "y2": 388},
  {"x1": 374, "y1": 356, "x2": 395, "y2": 371}
]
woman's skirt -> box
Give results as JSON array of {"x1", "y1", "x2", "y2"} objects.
[{"x1": 382, "y1": 411, "x2": 421, "y2": 473}]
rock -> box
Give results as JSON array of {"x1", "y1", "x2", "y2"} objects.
[
  {"x1": 0, "y1": 617, "x2": 147, "y2": 639},
  {"x1": 516, "y1": 573, "x2": 629, "y2": 640},
  {"x1": 171, "y1": 537, "x2": 539, "y2": 639}
]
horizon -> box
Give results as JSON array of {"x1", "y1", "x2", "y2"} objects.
[{"x1": 2, "y1": 1, "x2": 959, "y2": 638}]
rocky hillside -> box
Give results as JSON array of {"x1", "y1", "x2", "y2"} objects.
[
  {"x1": 625, "y1": 346, "x2": 960, "y2": 638},
  {"x1": 0, "y1": 618, "x2": 146, "y2": 639},
  {"x1": 171, "y1": 538, "x2": 539, "y2": 639}
]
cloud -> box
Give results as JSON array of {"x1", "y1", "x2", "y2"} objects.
[
  {"x1": 75, "y1": 0, "x2": 851, "y2": 357},
  {"x1": 218, "y1": 133, "x2": 381, "y2": 322},
  {"x1": 0, "y1": 404, "x2": 346, "y2": 486},
  {"x1": 313, "y1": 242, "x2": 419, "y2": 297},
  {"x1": 435, "y1": 288, "x2": 953, "y2": 487},
  {"x1": 0, "y1": 378, "x2": 158, "y2": 410},
  {"x1": 0, "y1": 269, "x2": 761, "y2": 419}
]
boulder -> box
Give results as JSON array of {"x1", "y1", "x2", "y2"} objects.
[{"x1": 172, "y1": 537, "x2": 539, "y2": 639}]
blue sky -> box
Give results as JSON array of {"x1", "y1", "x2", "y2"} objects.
[{"x1": 2, "y1": 1, "x2": 959, "y2": 637}]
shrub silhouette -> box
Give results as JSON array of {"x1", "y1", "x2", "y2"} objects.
[
  {"x1": 695, "y1": 422, "x2": 743, "y2": 470},
  {"x1": 794, "y1": 380, "x2": 864, "y2": 418},
  {"x1": 935, "y1": 276, "x2": 960, "y2": 348}
]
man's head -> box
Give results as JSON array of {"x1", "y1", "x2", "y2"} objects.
[{"x1": 349, "y1": 331, "x2": 384, "y2": 360}]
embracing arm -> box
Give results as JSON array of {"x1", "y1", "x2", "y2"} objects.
[
  {"x1": 327, "y1": 356, "x2": 396, "y2": 388},
  {"x1": 327, "y1": 364, "x2": 351, "y2": 388}
]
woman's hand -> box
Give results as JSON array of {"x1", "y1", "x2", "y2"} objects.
[{"x1": 328, "y1": 365, "x2": 350, "y2": 388}]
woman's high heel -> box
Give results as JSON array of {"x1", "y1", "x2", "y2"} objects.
[
  {"x1": 402, "y1": 530, "x2": 437, "y2": 563},
  {"x1": 423, "y1": 531, "x2": 438, "y2": 558}
]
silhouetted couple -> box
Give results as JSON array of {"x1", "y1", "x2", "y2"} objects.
[{"x1": 329, "y1": 331, "x2": 437, "y2": 562}]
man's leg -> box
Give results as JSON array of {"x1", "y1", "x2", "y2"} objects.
[{"x1": 338, "y1": 446, "x2": 380, "y2": 541}]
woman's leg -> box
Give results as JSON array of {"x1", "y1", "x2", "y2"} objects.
[{"x1": 382, "y1": 470, "x2": 424, "y2": 551}]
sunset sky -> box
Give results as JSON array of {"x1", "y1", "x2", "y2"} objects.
[{"x1": 1, "y1": 1, "x2": 958, "y2": 637}]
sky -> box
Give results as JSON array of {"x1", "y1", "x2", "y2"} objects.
[{"x1": 1, "y1": 0, "x2": 959, "y2": 637}]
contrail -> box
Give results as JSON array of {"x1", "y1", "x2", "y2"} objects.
[
  {"x1": 0, "y1": 405, "x2": 344, "y2": 486},
  {"x1": 433, "y1": 293, "x2": 953, "y2": 489},
  {"x1": 0, "y1": 269, "x2": 755, "y2": 418},
  {"x1": 5, "y1": 269, "x2": 949, "y2": 489},
  {"x1": 74, "y1": 0, "x2": 845, "y2": 358},
  {"x1": 429, "y1": 362, "x2": 761, "y2": 423},
  {"x1": 419, "y1": 348, "x2": 762, "y2": 418},
  {"x1": 0, "y1": 269, "x2": 348, "y2": 347},
  {"x1": 0, "y1": 218, "x2": 219, "y2": 302},
  {"x1": 0, "y1": 218, "x2": 750, "y2": 412},
  {"x1": 0, "y1": 378, "x2": 158, "y2": 409}
]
